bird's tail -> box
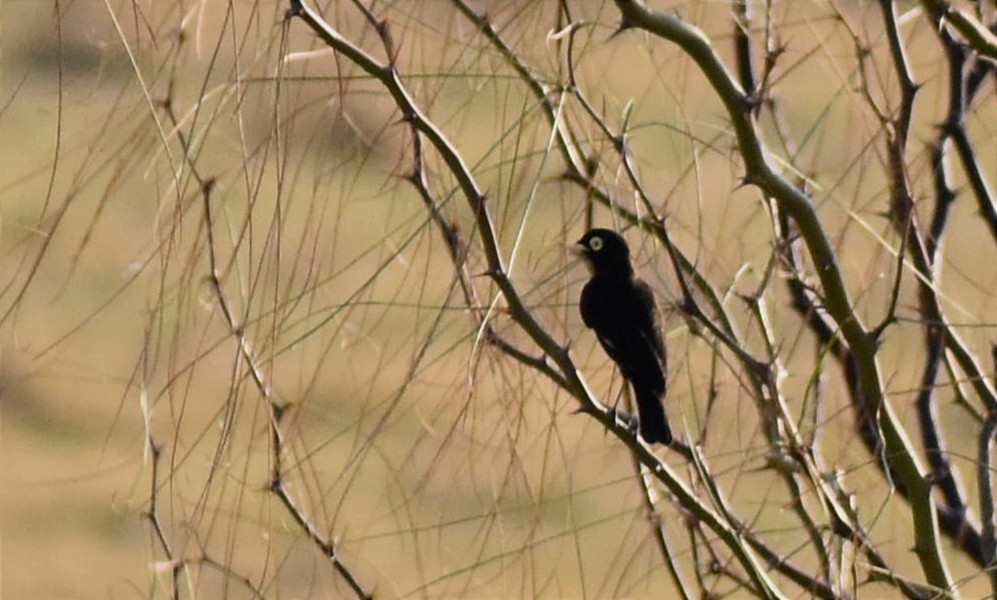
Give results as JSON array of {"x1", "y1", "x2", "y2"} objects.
[{"x1": 635, "y1": 387, "x2": 672, "y2": 444}]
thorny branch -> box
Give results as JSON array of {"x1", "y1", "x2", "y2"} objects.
[
  {"x1": 288, "y1": 1, "x2": 795, "y2": 597},
  {"x1": 276, "y1": 0, "x2": 996, "y2": 597}
]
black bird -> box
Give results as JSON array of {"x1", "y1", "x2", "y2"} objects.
[{"x1": 575, "y1": 229, "x2": 672, "y2": 444}]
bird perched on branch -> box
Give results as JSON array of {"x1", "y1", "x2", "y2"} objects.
[{"x1": 575, "y1": 229, "x2": 672, "y2": 445}]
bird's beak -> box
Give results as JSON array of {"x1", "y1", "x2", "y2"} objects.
[{"x1": 569, "y1": 242, "x2": 593, "y2": 273}]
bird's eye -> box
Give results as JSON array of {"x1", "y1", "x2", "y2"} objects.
[{"x1": 589, "y1": 236, "x2": 604, "y2": 251}]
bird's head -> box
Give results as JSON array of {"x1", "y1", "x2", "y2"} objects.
[{"x1": 574, "y1": 228, "x2": 633, "y2": 277}]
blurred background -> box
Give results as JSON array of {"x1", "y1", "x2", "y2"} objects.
[{"x1": 1, "y1": 1, "x2": 995, "y2": 598}]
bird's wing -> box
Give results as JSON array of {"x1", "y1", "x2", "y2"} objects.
[
  {"x1": 625, "y1": 280, "x2": 666, "y2": 397},
  {"x1": 582, "y1": 278, "x2": 666, "y2": 395},
  {"x1": 632, "y1": 278, "x2": 667, "y2": 368}
]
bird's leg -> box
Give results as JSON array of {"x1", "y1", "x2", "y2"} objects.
[{"x1": 609, "y1": 384, "x2": 639, "y2": 435}]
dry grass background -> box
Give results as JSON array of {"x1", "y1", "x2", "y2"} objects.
[{"x1": 1, "y1": 1, "x2": 995, "y2": 598}]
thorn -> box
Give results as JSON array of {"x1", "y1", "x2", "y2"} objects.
[
  {"x1": 558, "y1": 169, "x2": 580, "y2": 183},
  {"x1": 608, "y1": 21, "x2": 633, "y2": 40},
  {"x1": 584, "y1": 156, "x2": 599, "y2": 178},
  {"x1": 285, "y1": 0, "x2": 303, "y2": 20},
  {"x1": 742, "y1": 90, "x2": 763, "y2": 112},
  {"x1": 736, "y1": 290, "x2": 759, "y2": 307},
  {"x1": 547, "y1": 25, "x2": 574, "y2": 44},
  {"x1": 611, "y1": 134, "x2": 625, "y2": 153},
  {"x1": 738, "y1": 173, "x2": 764, "y2": 189},
  {"x1": 767, "y1": 44, "x2": 787, "y2": 61}
]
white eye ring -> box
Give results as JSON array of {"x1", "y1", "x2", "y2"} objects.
[{"x1": 589, "y1": 236, "x2": 604, "y2": 251}]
